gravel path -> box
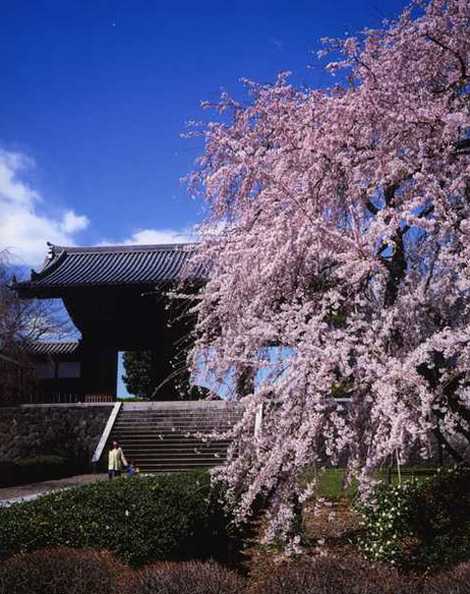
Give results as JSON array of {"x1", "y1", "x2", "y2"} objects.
[{"x1": 0, "y1": 474, "x2": 107, "y2": 506}]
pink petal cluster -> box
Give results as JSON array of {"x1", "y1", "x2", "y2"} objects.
[{"x1": 185, "y1": 0, "x2": 470, "y2": 548}]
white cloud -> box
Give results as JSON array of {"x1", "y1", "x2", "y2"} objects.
[
  {"x1": 100, "y1": 227, "x2": 196, "y2": 247},
  {"x1": 0, "y1": 147, "x2": 205, "y2": 270},
  {"x1": 114, "y1": 221, "x2": 228, "y2": 247},
  {"x1": 0, "y1": 151, "x2": 39, "y2": 207},
  {"x1": 124, "y1": 228, "x2": 195, "y2": 244},
  {"x1": 0, "y1": 149, "x2": 89, "y2": 267},
  {"x1": 61, "y1": 210, "x2": 89, "y2": 234}
]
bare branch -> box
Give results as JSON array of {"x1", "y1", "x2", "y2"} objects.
[{"x1": 425, "y1": 34, "x2": 467, "y2": 82}]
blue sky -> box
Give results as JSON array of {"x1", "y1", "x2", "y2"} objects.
[{"x1": 0, "y1": 0, "x2": 409, "y2": 394}]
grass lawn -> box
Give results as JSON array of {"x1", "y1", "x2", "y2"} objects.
[{"x1": 308, "y1": 465, "x2": 439, "y2": 501}]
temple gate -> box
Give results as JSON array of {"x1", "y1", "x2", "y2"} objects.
[{"x1": 14, "y1": 243, "x2": 200, "y2": 401}]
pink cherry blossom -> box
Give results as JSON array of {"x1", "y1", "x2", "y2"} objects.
[{"x1": 184, "y1": 0, "x2": 470, "y2": 549}]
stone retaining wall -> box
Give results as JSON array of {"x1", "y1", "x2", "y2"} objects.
[{"x1": 0, "y1": 404, "x2": 113, "y2": 464}]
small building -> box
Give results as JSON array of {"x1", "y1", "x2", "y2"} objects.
[
  {"x1": 25, "y1": 341, "x2": 104, "y2": 403},
  {"x1": 0, "y1": 350, "x2": 33, "y2": 404},
  {"x1": 0, "y1": 342, "x2": 104, "y2": 404}
]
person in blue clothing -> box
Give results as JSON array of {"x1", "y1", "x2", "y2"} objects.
[{"x1": 126, "y1": 460, "x2": 140, "y2": 477}]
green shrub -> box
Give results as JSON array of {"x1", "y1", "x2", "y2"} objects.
[
  {"x1": 123, "y1": 560, "x2": 245, "y2": 594},
  {"x1": 250, "y1": 555, "x2": 419, "y2": 594},
  {"x1": 357, "y1": 466, "x2": 470, "y2": 567},
  {"x1": 0, "y1": 455, "x2": 82, "y2": 488},
  {"x1": 412, "y1": 466, "x2": 470, "y2": 567},
  {"x1": 0, "y1": 547, "x2": 123, "y2": 594},
  {"x1": 0, "y1": 471, "x2": 239, "y2": 566}
]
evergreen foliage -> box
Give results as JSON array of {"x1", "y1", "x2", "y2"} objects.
[
  {"x1": 122, "y1": 351, "x2": 154, "y2": 399},
  {"x1": 0, "y1": 471, "x2": 239, "y2": 567}
]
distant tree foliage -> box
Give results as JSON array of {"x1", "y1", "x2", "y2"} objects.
[
  {"x1": 0, "y1": 250, "x2": 71, "y2": 352},
  {"x1": 122, "y1": 350, "x2": 213, "y2": 400},
  {"x1": 0, "y1": 250, "x2": 74, "y2": 401},
  {"x1": 122, "y1": 351, "x2": 154, "y2": 399}
]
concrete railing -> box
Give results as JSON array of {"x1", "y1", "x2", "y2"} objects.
[{"x1": 91, "y1": 401, "x2": 122, "y2": 465}]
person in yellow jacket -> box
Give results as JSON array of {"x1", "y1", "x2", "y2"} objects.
[{"x1": 108, "y1": 440, "x2": 127, "y2": 479}]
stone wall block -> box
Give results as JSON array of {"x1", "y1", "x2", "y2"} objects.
[{"x1": 0, "y1": 405, "x2": 112, "y2": 464}]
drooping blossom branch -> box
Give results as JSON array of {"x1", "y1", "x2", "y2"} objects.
[{"x1": 185, "y1": 0, "x2": 470, "y2": 550}]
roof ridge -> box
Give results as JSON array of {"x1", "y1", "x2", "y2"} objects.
[
  {"x1": 13, "y1": 242, "x2": 205, "y2": 294},
  {"x1": 24, "y1": 341, "x2": 81, "y2": 355},
  {"x1": 30, "y1": 340, "x2": 79, "y2": 345},
  {"x1": 48, "y1": 242, "x2": 195, "y2": 254}
]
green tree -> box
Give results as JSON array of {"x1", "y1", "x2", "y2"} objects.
[
  {"x1": 122, "y1": 351, "x2": 154, "y2": 399},
  {"x1": 122, "y1": 350, "x2": 213, "y2": 400}
]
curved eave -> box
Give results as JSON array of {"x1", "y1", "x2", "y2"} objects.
[
  {"x1": 11, "y1": 242, "x2": 206, "y2": 299},
  {"x1": 25, "y1": 341, "x2": 81, "y2": 357}
]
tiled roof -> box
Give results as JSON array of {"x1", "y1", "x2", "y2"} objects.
[
  {"x1": 25, "y1": 341, "x2": 80, "y2": 356},
  {"x1": 14, "y1": 243, "x2": 200, "y2": 292}
]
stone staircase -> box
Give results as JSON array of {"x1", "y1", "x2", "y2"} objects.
[{"x1": 106, "y1": 401, "x2": 243, "y2": 473}]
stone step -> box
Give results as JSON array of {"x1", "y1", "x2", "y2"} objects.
[
  {"x1": 114, "y1": 431, "x2": 234, "y2": 435},
  {"x1": 122, "y1": 456, "x2": 226, "y2": 462},
  {"x1": 120, "y1": 458, "x2": 225, "y2": 463},
  {"x1": 112, "y1": 450, "x2": 227, "y2": 456},
  {"x1": 129, "y1": 466, "x2": 225, "y2": 471},
  {"x1": 116, "y1": 419, "x2": 240, "y2": 425},
  {"x1": 111, "y1": 446, "x2": 228, "y2": 452},
  {"x1": 113, "y1": 425, "x2": 232, "y2": 433},
  {"x1": 118, "y1": 410, "x2": 241, "y2": 416},
  {"x1": 134, "y1": 454, "x2": 223, "y2": 458},
  {"x1": 123, "y1": 450, "x2": 225, "y2": 456},
  {"x1": 117, "y1": 421, "x2": 239, "y2": 426},
  {"x1": 109, "y1": 434, "x2": 230, "y2": 441},
  {"x1": 116, "y1": 421, "x2": 240, "y2": 427},
  {"x1": 115, "y1": 409, "x2": 242, "y2": 415},
  {"x1": 103, "y1": 401, "x2": 243, "y2": 474},
  {"x1": 112, "y1": 417, "x2": 235, "y2": 420},
  {"x1": 126, "y1": 458, "x2": 227, "y2": 468},
  {"x1": 112, "y1": 436, "x2": 231, "y2": 441},
  {"x1": 113, "y1": 450, "x2": 227, "y2": 456},
  {"x1": 112, "y1": 440, "x2": 226, "y2": 444},
  {"x1": 115, "y1": 417, "x2": 240, "y2": 424},
  {"x1": 119, "y1": 445, "x2": 226, "y2": 452}
]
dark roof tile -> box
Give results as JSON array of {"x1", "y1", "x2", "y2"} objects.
[
  {"x1": 26, "y1": 341, "x2": 80, "y2": 356},
  {"x1": 15, "y1": 243, "x2": 201, "y2": 291}
]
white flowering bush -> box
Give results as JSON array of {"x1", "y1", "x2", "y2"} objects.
[
  {"x1": 356, "y1": 479, "x2": 421, "y2": 564},
  {"x1": 357, "y1": 466, "x2": 470, "y2": 567}
]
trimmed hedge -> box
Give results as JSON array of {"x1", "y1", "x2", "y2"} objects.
[
  {"x1": 0, "y1": 471, "x2": 239, "y2": 566},
  {"x1": 253, "y1": 557, "x2": 470, "y2": 594},
  {"x1": 0, "y1": 549, "x2": 244, "y2": 594},
  {"x1": 0, "y1": 548, "x2": 123, "y2": 594},
  {"x1": 250, "y1": 556, "x2": 420, "y2": 594},
  {"x1": 123, "y1": 560, "x2": 245, "y2": 594},
  {"x1": 423, "y1": 562, "x2": 470, "y2": 594},
  {"x1": 2, "y1": 548, "x2": 470, "y2": 594},
  {"x1": 0, "y1": 455, "x2": 82, "y2": 488}
]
